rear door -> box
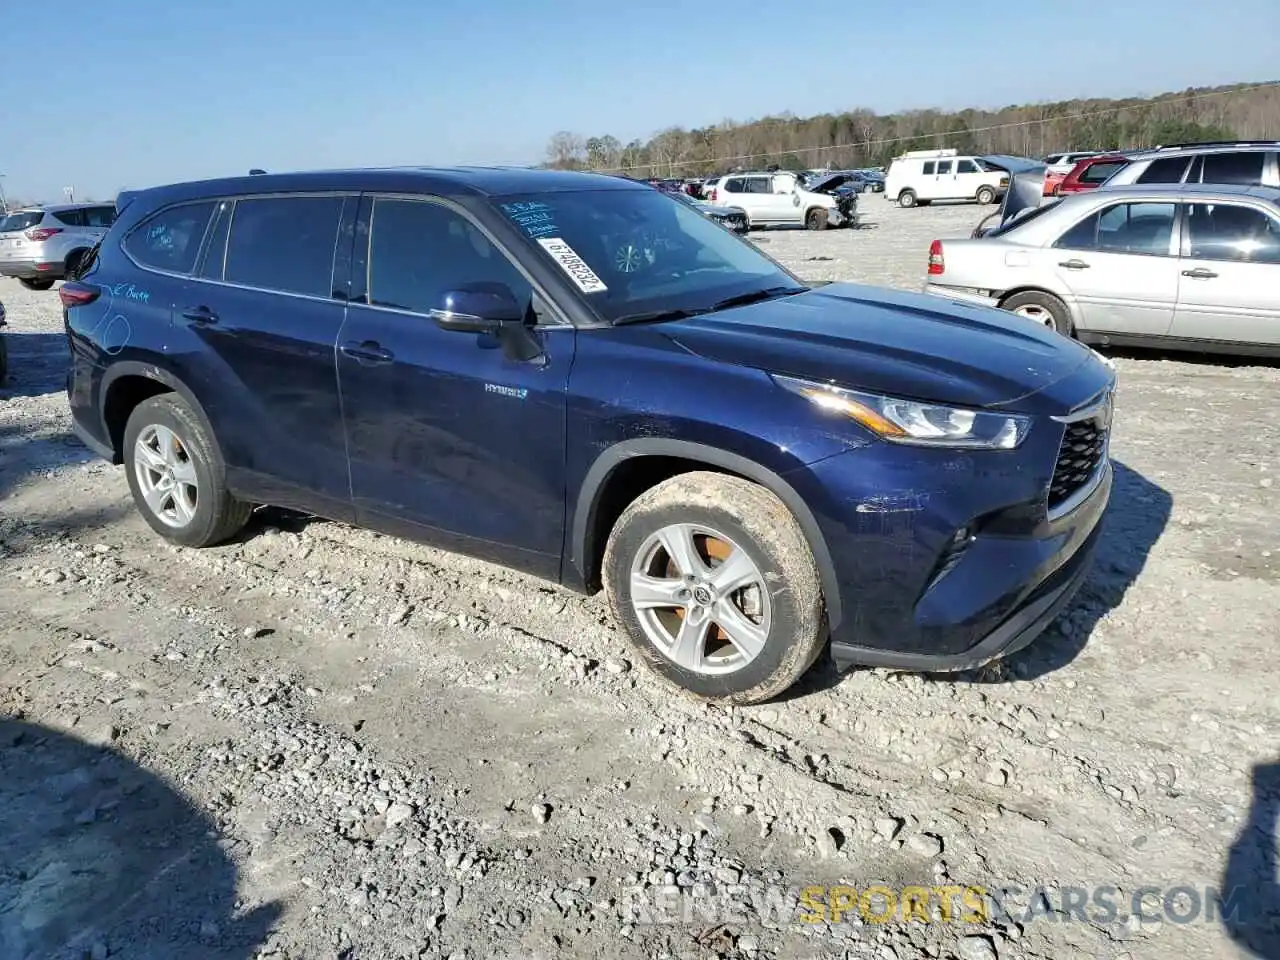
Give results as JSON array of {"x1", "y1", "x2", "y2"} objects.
[
  {"x1": 916, "y1": 161, "x2": 937, "y2": 199},
  {"x1": 1172, "y1": 201, "x2": 1280, "y2": 347},
  {"x1": 1048, "y1": 199, "x2": 1180, "y2": 336},
  {"x1": 173, "y1": 193, "x2": 355, "y2": 518}
]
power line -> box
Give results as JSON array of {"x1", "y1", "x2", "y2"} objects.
[{"x1": 597, "y1": 80, "x2": 1280, "y2": 174}]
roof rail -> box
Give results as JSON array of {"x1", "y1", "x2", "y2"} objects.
[
  {"x1": 248, "y1": 168, "x2": 267, "y2": 175},
  {"x1": 1153, "y1": 140, "x2": 1280, "y2": 151}
]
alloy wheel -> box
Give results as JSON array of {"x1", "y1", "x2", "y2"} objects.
[{"x1": 133, "y1": 423, "x2": 199, "y2": 527}]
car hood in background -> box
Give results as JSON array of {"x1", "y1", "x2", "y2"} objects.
[
  {"x1": 663, "y1": 282, "x2": 1098, "y2": 413},
  {"x1": 804, "y1": 173, "x2": 857, "y2": 194}
]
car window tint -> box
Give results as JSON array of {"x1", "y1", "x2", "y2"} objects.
[
  {"x1": 224, "y1": 196, "x2": 343, "y2": 297},
  {"x1": 0, "y1": 211, "x2": 45, "y2": 232},
  {"x1": 83, "y1": 206, "x2": 116, "y2": 228},
  {"x1": 1056, "y1": 202, "x2": 1175, "y2": 255},
  {"x1": 957, "y1": 159, "x2": 979, "y2": 173},
  {"x1": 937, "y1": 160, "x2": 953, "y2": 175},
  {"x1": 367, "y1": 199, "x2": 532, "y2": 316},
  {"x1": 922, "y1": 161, "x2": 936, "y2": 175},
  {"x1": 1184, "y1": 203, "x2": 1280, "y2": 263},
  {"x1": 1136, "y1": 156, "x2": 1189, "y2": 184},
  {"x1": 52, "y1": 208, "x2": 86, "y2": 227},
  {"x1": 723, "y1": 178, "x2": 745, "y2": 192},
  {"x1": 745, "y1": 177, "x2": 771, "y2": 194},
  {"x1": 1199, "y1": 152, "x2": 1266, "y2": 186},
  {"x1": 124, "y1": 202, "x2": 215, "y2": 274},
  {"x1": 1079, "y1": 160, "x2": 1127, "y2": 184}
]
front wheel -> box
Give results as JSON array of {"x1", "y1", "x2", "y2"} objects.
[
  {"x1": 123, "y1": 394, "x2": 253, "y2": 547},
  {"x1": 1001, "y1": 290, "x2": 1073, "y2": 338},
  {"x1": 805, "y1": 208, "x2": 829, "y2": 231},
  {"x1": 976, "y1": 186, "x2": 996, "y2": 205},
  {"x1": 602, "y1": 472, "x2": 827, "y2": 704}
]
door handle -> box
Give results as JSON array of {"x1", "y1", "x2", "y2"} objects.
[
  {"x1": 1058, "y1": 259, "x2": 1090, "y2": 270},
  {"x1": 1181, "y1": 267, "x2": 1219, "y2": 279},
  {"x1": 180, "y1": 305, "x2": 218, "y2": 324},
  {"x1": 340, "y1": 340, "x2": 394, "y2": 365}
]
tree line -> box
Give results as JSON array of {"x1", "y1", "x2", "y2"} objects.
[{"x1": 544, "y1": 80, "x2": 1280, "y2": 178}]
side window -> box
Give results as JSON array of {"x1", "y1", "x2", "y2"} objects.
[
  {"x1": 1056, "y1": 202, "x2": 1176, "y2": 255},
  {"x1": 367, "y1": 199, "x2": 533, "y2": 317},
  {"x1": 1079, "y1": 160, "x2": 1127, "y2": 184},
  {"x1": 83, "y1": 206, "x2": 116, "y2": 228},
  {"x1": 1136, "y1": 156, "x2": 1190, "y2": 184},
  {"x1": 745, "y1": 177, "x2": 771, "y2": 194},
  {"x1": 1200, "y1": 152, "x2": 1266, "y2": 186},
  {"x1": 53, "y1": 208, "x2": 86, "y2": 227},
  {"x1": 723, "y1": 178, "x2": 745, "y2": 193},
  {"x1": 921, "y1": 161, "x2": 936, "y2": 175},
  {"x1": 957, "y1": 159, "x2": 979, "y2": 174},
  {"x1": 197, "y1": 200, "x2": 234, "y2": 280},
  {"x1": 224, "y1": 196, "x2": 343, "y2": 298},
  {"x1": 936, "y1": 160, "x2": 953, "y2": 175},
  {"x1": 123, "y1": 201, "x2": 216, "y2": 274},
  {"x1": 1184, "y1": 203, "x2": 1280, "y2": 263}
]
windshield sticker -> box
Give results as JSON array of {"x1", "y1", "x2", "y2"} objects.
[
  {"x1": 537, "y1": 237, "x2": 608, "y2": 294},
  {"x1": 501, "y1": 200, "x2": 558, "y2": 240}
]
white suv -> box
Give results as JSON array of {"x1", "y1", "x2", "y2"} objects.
[
  {"x1": 0, "y1": 203, "x2": 117, "y2": 289},
  {"x1": 884, "y1": 149, "x2": 1007, "y2": 208},
  {"x1": 706, "y1": 171, "x2": 850, "y2": 230}
]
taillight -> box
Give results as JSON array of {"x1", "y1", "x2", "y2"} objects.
[
  {"x1": 26, "y1": 227, "x2": 63, "y2": 241},
  {"x1": 708, "y1": 189, "x2": 717, "y2": 202},
  {"x1": 59, "y1": 281, "x2": 101, "y2": 308},
  {"x1": 928, "y1": 240, "x2": 945, "y2": 276}
]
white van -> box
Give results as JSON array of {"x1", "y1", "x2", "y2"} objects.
[{"x1": 884, "y1": 149, "x2": 1008, "y2": 208}]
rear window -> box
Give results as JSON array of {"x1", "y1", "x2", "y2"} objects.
[
  {"x1": 124, "y1": 202, "x2": 216, "y2": 274},
  {"x1": 1080, "y1": 160, "x2": 1127, "y2": 184},
  {"x1": 1199, "y1": 151, "x2": 1267, "y2": 186},
  {"x1": 52, "y1": 209, "x2": 86, "y2": 227},
  {"x1": 0, "y1": 211, "x2": 44, "y2": 232}
]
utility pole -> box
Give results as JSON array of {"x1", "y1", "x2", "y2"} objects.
[{"x1": 0, "y1": 175, "x2": 7, "y2": 214}]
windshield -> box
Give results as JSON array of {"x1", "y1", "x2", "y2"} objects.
[
  {"x1": 0, "y1": 211, "x2": 44, "y2": 233},
  {"x1": 495, "y1": 188, "x2": 803, "y2": 324}
]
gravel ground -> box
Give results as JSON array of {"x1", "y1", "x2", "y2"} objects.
[{"x1": 1, "y1": 198, "x2": 1278, "y2": 960}]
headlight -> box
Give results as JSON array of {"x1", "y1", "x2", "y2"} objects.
[{"x1": 773, "y1": 374, "x2": 1032, "y2": 450}]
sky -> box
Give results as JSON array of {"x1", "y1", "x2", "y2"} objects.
[{"x1": 2, "y1": 0, "x2": 1278, "y2": 203}]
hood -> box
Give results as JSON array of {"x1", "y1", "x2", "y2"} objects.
[
  {"x1": 663, "y1": 282, "x2": 1098, "y2": 413},
  {"x1": 804, "y1": 172, "x2": 855, "y2": 194}
]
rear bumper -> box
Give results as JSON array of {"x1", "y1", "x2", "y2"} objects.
[{"x1": 0, "y1": 257, "x2": 61, "y2": 280}]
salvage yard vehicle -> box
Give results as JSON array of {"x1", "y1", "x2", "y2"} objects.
[
  {"x1": 925, "y1": 182, "x2": 1280, "y2": 355},
  {"x1": 884, "y1": 149, "x2": 1011, "y2": 208},
  {"x1": 668, "y1": 190, "x2": 750, "y2": 233},
  {"x1": 1097, "y1": 140, "x2": 1280, "y2": 189},
  {"x1": 709, "y1": 171, "x2": 854, "y2": 230},
  {"x1": 0, "y1": 203, "x2": 117, "y2": 290},
  {"x1": 0, "y1": 297, "x2": 7, "y2": 385},
  {"x1": 64, "y1": 167, "x2": 1114, "y2": 704}
]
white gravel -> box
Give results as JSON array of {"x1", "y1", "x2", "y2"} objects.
[{"x1": 1, "y1": 197, "x2": 1278, "y2": 960}]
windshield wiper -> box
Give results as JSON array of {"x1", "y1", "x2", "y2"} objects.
[
  {"x1": 709, "y1": 285, "x2": 804, "y2": 312},
  {"x1": 612, "y1": 307, "x2": 709, "y2": 326}
]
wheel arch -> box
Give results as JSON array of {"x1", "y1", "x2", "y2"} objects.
[
  {"x1": 996, "y1": 286, "x2": 1080, "y2": 336},
  {"x1": 99, "y1": 363, "x2": 212, "y2": 464},
  {"x1": 566, "y1": 438, "x2": 843, "y2": 631}
]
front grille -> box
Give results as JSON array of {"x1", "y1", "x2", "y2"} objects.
[{"x1": 1048, "y1": 415, "x2": 1108, "y2": 511}]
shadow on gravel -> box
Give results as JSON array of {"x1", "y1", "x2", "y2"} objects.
[
  {"x1": 1222, "y1": 760, "x2": 1280, "y2": 958},
  {"x1": 1100, "y1": 344, "x2": 1280, "y2": 371},
  {"x1": 0, "y1": 718, "x2": 280, "y2": 960},
  {"x1": 0, "y1": 332, "x2": 70, "y2": 398}
]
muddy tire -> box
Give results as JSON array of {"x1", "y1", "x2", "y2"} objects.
[
  {"x1": 1001, "y1": 290, "x2": 1073, "y2": 338},
  {"x1": 123, "y1": 394, "x2": 252, "y2": 548},
  {"x1": 976, "y1": 186, "x2": 996, "y2": 205},
  {"x1": 19, "y1": 278, "x2": 54, "y2": 291},
  {"x1": 805, "y1": 208, "x2": 829, "y2": 231},
  {"x1": 602, "y1": 471, "x2": 826, "y2": 705},
  {"x1": 898, "y1": 190, "x2": 917, "y2": 209}
]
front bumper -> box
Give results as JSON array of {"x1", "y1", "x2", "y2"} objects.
[{"x1": 0, "y1": 256, "x2": 61, "y2": 280}]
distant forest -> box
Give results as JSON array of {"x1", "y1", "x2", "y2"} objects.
[{"x1": 543, "y1": 80, "x2": 1280, "y2": 177}]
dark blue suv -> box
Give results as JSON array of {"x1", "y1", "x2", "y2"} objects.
[{"x1": 63, "y1": 167, "x2": 1115, "y2": 703}]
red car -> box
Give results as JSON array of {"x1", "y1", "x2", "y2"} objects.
[{"x1": 1055, "y1": 154, "x2": 1130, "y2": 195}]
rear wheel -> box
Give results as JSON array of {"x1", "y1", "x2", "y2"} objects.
[
  {"x1": 1001, "y1": 290, "x2": 1073, "y2": 338},
  {"x1": 64, "y1": 250, "x2": 85, "y2": 280},
  {"x1": 123, "y1": 394, "x2": 253, "y2": 547},
  {"x1": 805, "y1": 208, "x2": 829, "y2": 231},
  {"x1": 898, "y1": 190, "x2": 917, "y2": 209},
  {"x1": 19, "y1": 278, "x2": 54, "y2": 291},
  {"x1": 603, "y1": 472, "x2": 826, "y2": 704},
  {"x1": 976, "y1": 186, "x2": 996, "y2": 205}
]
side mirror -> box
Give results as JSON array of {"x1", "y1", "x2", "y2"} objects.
[{"x1": 429, "y1": 285, "x2": 524, "y2": 333}]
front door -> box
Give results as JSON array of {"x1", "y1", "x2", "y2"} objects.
[
  {"x1": 336, "y1": 196, "x2": 574, "y2": 578},
  {"x1": 1172, "y1": 201, "x2": 1280, "y2": 347},
  {"x1": 1048, "y1": 199, "x2": 1180, "y2": 337}
]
